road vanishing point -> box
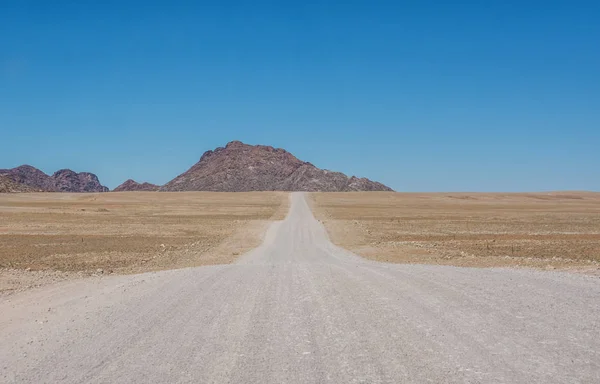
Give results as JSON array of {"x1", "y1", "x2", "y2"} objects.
[{"x1": 1, "y1": 193, "x2": 599, "y2": 383}]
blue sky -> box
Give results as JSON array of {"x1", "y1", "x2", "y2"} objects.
[{"x1": 1, "y1": 1, "x2": 599, "y2": 191}]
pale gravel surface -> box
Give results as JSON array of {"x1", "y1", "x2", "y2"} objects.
[{"x1": 1, "y1": 193, "x2": 599, "y2": 383}]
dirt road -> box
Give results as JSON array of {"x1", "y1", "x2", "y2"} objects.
[{"x1": 1, "y1": 193, "x2": 599, "y2": 383}]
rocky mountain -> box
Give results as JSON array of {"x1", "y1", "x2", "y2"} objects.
[
  {"x1": 0, "y1": 165, "x2": 56, "y2": 191},
  {"x1": 161, "y1": 141, "x2": 393, "y2": 192},
  {"x1": 113, "y1": 179, "x2": 160, "y2": 192},
  {"x1": 0, "y1": 175, "x2": 41, "y2": 193},
  {"x1": 0, "y1": 165, "x2": 108, "y2": 193},
  {"x1": 51, "y1": 169, "x2": 109, "y2": 192}
]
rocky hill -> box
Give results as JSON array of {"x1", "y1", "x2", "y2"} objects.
[
  {"x1": 0, "y1": 165, "x2": 56, "y2": 191},
  {"x1": 0, "y1": 165, "x2": 108, "y2": 192},
  {"x1": 51, "y1": 169, "x2": 109, "y2": 192},
  {"x1": 0, "y1": 175, "x2": 41, "y2": 193},
  {"x1": 113, "y1": 179, "x2": 160, "y2": 192},
  {"x1": 161, "y1": 141, "x2": 392, "y2": 192}
]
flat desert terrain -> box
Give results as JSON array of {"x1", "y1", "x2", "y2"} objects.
[
  {"x1": 0, "y1": 192, "x2": 288, "y2": 293},
  {"x1": 2, "y1": 193, "x2": 599, "y2": 383},
  {"x1": 310, "y1": 191, "x2": 600, "y2": 272}
]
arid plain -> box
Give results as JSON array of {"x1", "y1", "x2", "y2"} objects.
[
  {"x1": 2, "y1": 192, "x2": 600, "y2": 383},
  {"x1": 309, "y1": 191, "x2": 600, "y2": 272},
  {"x1": 2, "y1": 190, "x2": 600, "y2": 294},
  {"x1": 0, "y1": 192, "x2": 288, "y2": 293}
]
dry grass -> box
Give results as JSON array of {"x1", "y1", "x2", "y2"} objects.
[
  {"x1": 309, "y1": 192, "x2": 600, "y2": 272},
  {"x1": 0, "y1": 192, "x2": 288, "y2": 275}
]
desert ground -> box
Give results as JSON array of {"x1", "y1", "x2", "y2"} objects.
[
  {"x1": 2, "y1": 193, "x2": 599, "y2": 383},
  {"x1": 309, "y1": 191, "x2": 600, "y2": 272},
  {"x1": 0, "y1": 192, "x2": 288, "y2": 293},
  {"x1": 3, "y1": 190, "x2": 599, "y2": 295}
]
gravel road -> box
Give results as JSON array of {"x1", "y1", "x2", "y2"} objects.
[{"x1": 1, "y1": 193, "x2": 599, "y2": 383}]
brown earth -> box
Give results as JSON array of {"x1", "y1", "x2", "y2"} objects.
[
  {"x1": 0, "y1": 192, "x2": 288, "y2": 293},
  {"x1": 161, "y1": 141, "x2": 392, "y2": 192},
  {"x1": 309, "y1": 191, "x2": 600, "y2": 273}
]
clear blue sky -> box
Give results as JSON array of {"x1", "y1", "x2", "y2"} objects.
[{"x1": 1, "y1": 1, "x2": 599, "y2": 191}]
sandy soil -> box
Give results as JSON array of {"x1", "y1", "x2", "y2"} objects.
[
  {"x1": 309, "y1": 191, "x2": 600, "y2": 273},
  {"x1": 2, "y1": 193, "x2": 599, "y2": 383},
  {"x1": 0, "y1": 192, "x2": 288, "y2": 293}
]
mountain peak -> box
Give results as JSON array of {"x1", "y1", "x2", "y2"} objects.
[
  {"x1": 113, "y1": 179, "x2": 160, "y2": 192},
  {"x1": 161, "y1": 141, "x2": 392, "y2": 192},
  {"x1": 225, "y1": 140, "x2": 246, "y2": 148}
]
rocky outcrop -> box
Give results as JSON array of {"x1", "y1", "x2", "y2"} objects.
[
  {"x1": 113, "y1": 179, "x2": 160, "y2": 192},
  {"x1": 0, "y1": 175, "x2": 41, "y2": 193},
  {"x1": 161, "y1": 141, "x2": 393, "y2": 192},
  {"x1": 0, "y1": 165, "x2": 108, "y2": 192},
  {"x1": 51, "y1": 169, "x2": 109, "y2": 192},
  {"x1": 0, "y1": 165, "x2": 56, "y2": 191}
]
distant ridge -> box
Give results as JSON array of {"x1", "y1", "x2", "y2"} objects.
[
  {"x1": 1, "y1": 142, "x2": 391, "y2": 193},
  {"x1": 113, "y1": 179, "x2": 160, "y2": 192},
  {"x1": 161, "y1": 141, "x2": 393, "y2": 192},
  {"x1": 0, "y1": 165, "x2": 108, "y2": 193}
]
